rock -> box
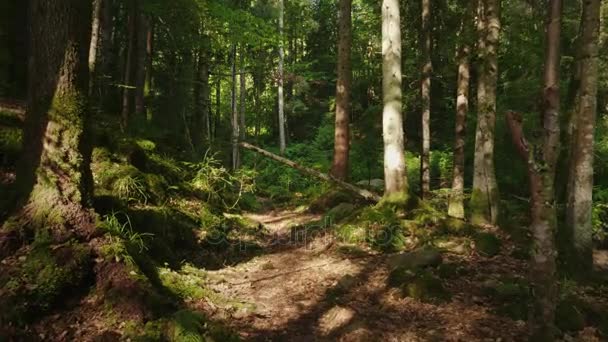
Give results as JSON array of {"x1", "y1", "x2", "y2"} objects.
[
  {"x1": 402, "y1": 270, "x2": 450, "y2": 302},
  {"x1": 474, "y1": 232, "x2": 502, "y2": 257},
  {"x1": 326, "y1": 203, "x2": 356, "y2": 222},
  {"x1": 387, "y1": 247, "x2": 442, "y2": 270},
  {"x1": 309, "y1": 190, "x2": 352, "y2": 213},
  {"x1": 337, "y1": 274, "x2": 357, "y2": 291}
]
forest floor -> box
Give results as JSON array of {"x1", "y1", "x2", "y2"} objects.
[{"x1": 180, "y1": 202, "x2": 590, "y2": 342}]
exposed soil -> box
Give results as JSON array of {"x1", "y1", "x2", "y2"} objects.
[{"x1": 190, "y1": 207, "x2": 539, "y2": 342}]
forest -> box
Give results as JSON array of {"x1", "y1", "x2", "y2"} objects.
[{"x1": 0, "y1": 0, "x2": 607, "y2": 341}]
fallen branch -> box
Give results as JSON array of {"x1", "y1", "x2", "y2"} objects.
[{"x1": 239, "y1": 142, "x2": 382, "y2": 202}]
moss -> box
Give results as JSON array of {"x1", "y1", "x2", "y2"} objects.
[
  {"x1": 0, "y1": 125, "x2": 22, "y2": 164},
  {"x1": 335, "y1": 224, "x2": 367, "y2": 244},
  {"x1": 474, "y1": 232, "x2": 502, "y2": 257},
  {"x1": 0, "y1": 242, "x2": 92, "y2": 324},
  {"x1": 325, "y1": 203, "x2": 356, "y2": 223},
  {"x1": 388, "y1": 266, "x2": 416, "y2": 287},
  {"x1": 469, "y1": 188, "x2": 491, "y2": 225},
  {"x1": 438, "y1": 218, "x2": 475, "y2": 236},
  {"x1": 401, "y1": 270, "x2": 450, "y2": 302},
  {"x1": 171, "y1": 310, "x2": 207, "y2": 342},
  {"x1": 378, "y1": 191, "x2": 410, "y2": 209},
  {"x1": 158, "y1": 267, "x2": 209, "y2": 300}
]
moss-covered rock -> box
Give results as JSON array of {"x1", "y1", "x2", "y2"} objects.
[
  {"x1": 474, "y1": 232, "x2": 502, "y2": 257},
  {"x1": 387, "y1": 247, "x2": 442, "y2": 270},
  {"x1": 394, "y1": 270, "x2": 450, "y2": 302},
  {"x1": 326, "y1": 203, "x2": 356, "y2": 223},
  {"x1": 309, "y1": 189, "x2": 353, "y2": 213}
]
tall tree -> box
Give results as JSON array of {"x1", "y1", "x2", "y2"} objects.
[
  {"x1": 278, "y1": 0, "x2": 286, "y2": 154},
  {"x1": 16, "y1": 0, "x2": 95, "y2": 240},
  {"x1": 121, "y1": 1, "x2": 136, "y2": 129},
  {"x1": 231, "y1": 44, "x2": 240, "y2": 169},
  {"x1": 330, "y1": 0, "x2": 352, "y2": 180},
  {"x1": 239, "y1": 47, "x2": 247, "y2": 141},
  {"x1": 565, "y1": 0, "x2": 601, "y2": 275},
  {"x1": 506, "y1": 1, "x2": 562, "y2": 338},
  {"x1": 382, "y1": 0, "x2": 408, "y2": 200},
  {"x1": 135, "y1": 11, "x2": 149, "y2": 118},
  {"x1": 448, "y1": 7, "x2": 473, "y2": 219},
  {"x1": 420, "y1": 0, "x2": 432, "y2": 199},
  {"x1": 470, "y1": 0, "x2": 500, "y2": 225}
]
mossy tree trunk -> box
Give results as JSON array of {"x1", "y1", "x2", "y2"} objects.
[
  {"x1": 505, "y1": 2, "x2": 562, "y2": 338},
  {"x1": 564, "y1": 0, "x2": 600, "y2": 276},
  {"x1": 381, "y1": 0, "x2": 408, "y2": 203},
  {"x1": 330, "y1": 0, "x2": 352, "y2": 181},
  {"x1": 470, "y1": 0, "x2": 500, "y2": 226},
  {"x1": 13, "y1": 0, "x2": 95, "y2": 243}
]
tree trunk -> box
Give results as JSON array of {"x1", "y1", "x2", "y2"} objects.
[
  {"x1": 470, "y1": 0, "x2": 500, "y2": 225},
  {"x1": 121, "y1": 1, "x2": 136, "y2": 130},
  {"x1": 278, "y1": 0, "x2": 286, "y2": 154},
  {"x1": 134, "y1": 11, "x2": 148, "y2": 118},
  {"x1": 240, "y1": 142, "x2": 381, "y2": 202},
  {"x1": 420, "y1": 0, "x2": 432, "y2": 199},
  {"x1": 88, "y1": 0, "x2": 102, "y2": 95},
  {"x1": 565, "y1": 0, "x2": 601, "y2": 276},
  {"x1": 231, "y1": 44, "x2": 240, "y2": 170},
  {"x1": 448, "y1": 43, "x2": 471, "y2": 219},
  {"x1": 505, "y1": 2, "x2": 562, "y2": 338},
  {"x1": 17, "y1": 0, "x2": 95, "y2": 240},
  {"x1": 381, "y1": 0, "x2": 408, "y2": 202},
  {"x1": 330, "y1": 0, "x2": 352, "y2": 181},
  {"x1": 239, "y1": 47, "x2": 246, "y2": 141},
  {"x1": 144, "y1": 19, "x2": 154, "y2": 122}
]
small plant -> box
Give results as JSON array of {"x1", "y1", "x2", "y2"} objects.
[
  {"x1": 113, "y1": 174, "x2": 149, "y2": 204},
  {"x1": 101, "y1": 212, "x2": 153, "y2": 253}
]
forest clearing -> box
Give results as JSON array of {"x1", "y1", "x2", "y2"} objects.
[{"x1": 1, "y1": 0, "x2": 608, "y2": 341}]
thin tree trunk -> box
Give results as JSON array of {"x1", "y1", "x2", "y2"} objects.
[
  {"x1": 565, "y1": 0, "x2": 601, "y2": 276},
  {"x1": 214, "y1": 78, "x2": 220, "y2": 142},
  {"x1": 239, "y1": 47, "x2": 246, "y2": 141},
  {"x1": 88, "y1": 0, "x2": 102, "y2": 95},
  {"x1": 144, "y1": 19, "x2": 154, "y2": 122},
  {"x1": 470, "y1": 0, "x2": 500, "y2": 225},
  {"x1": 121, "y1": 1, "x2": 136, "y2": 130},
  {"x1": 420, "y1": 0, "x2": 432, "y2": 199},
  {"x1": 240, "y1": 142, "x2": 381, "y2": 202},
  {"x1": 134, "y1": 11, "x2": 148, "y2": 118},
  {"x1": 382, "y1": 0, "x2": 408, "y2": 202},
  {"x1": 231, "y1": 44, "x2": 240, "y2": 170},
  {"x1": 448, "y1": 44, "x2": 471, "y2": 219},
  {"x1": 278, "y1": 0, "x2": 286, "y2": 154},
  {"x1": 331, "y1": 0, "x2": 352, "y2": 181}
]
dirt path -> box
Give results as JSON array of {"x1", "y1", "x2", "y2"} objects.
[{"x1": 199, "y1": 208, "x2": 531, "y2": 342}]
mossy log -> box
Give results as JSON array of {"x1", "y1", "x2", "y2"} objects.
[{"x1": 239, "y1": 142, "x2": 381, "y2": 202}]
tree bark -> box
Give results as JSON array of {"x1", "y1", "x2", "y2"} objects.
[
  {"x1": 420, "y1": 0, "x2": 432, "y2": 199},
  {"x1": 382, "y1": 0, "x2": 408, "y2": 202},
  {"x1": 240, "y1": 142, "x2": 381, "y2": 202},
  {"x1": 231, "y1": 44, "x2": 240, "y2": 170},
  {"x1": 134, "y1": 10, "x2": 148, "y2": 118},
  {"x1": 88, "y1": 0, "x2": 102, "y2": 95},
  {"x1": 505, "y1": 2, "x2": 562, "y2": 339},
  {"x1": 121, "y1": 0, "x2": 136, "y2": 130},
  {"x1": 239, "y1": 47, "x2": 246, "y2": 141},
  {"x1": 470, "y1": 0, "x2": 500, "y2": 225},
  {"x1": 144, "y1": 19, "x2": 154, "y2": 122},
  {"x1": 330, "y1": 0, "x2": 352, "y2": 181},
  {"x1": 16, "y1": 0, "x2": 95, "y2": 240},
  {"x1": 565, "y1": 0, "x2": 601, "y2": 276},
  {"x1": 448, "y1": 43, "x2": 471, "y2": 219},
  {"x1": 278, "y1": 0, "x2": 286, "y2": 154}
]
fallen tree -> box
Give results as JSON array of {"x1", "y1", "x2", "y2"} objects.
[{"x1": 239, "y1": 142, "x2": 382, "y2": 202}]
